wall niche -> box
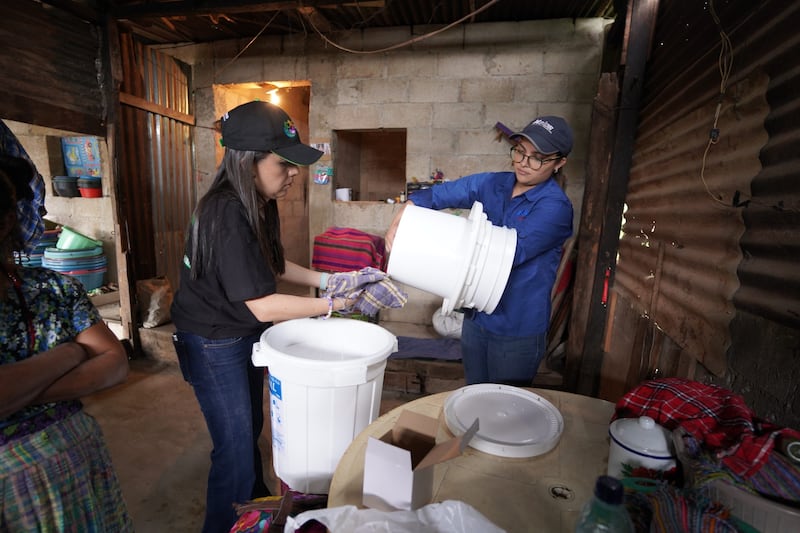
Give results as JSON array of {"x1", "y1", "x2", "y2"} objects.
[{"x1": 333, "y1": 129, "x2": 406, "y2": 202}]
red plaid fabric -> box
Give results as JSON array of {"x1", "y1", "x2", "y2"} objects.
[{"x1": 613, "y1": 378, "x2": 800, "y2": 478}]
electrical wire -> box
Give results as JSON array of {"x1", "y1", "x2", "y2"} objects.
[
  {"x1": 699, "y1": 0, "x2": 735, "y2": 208},
  {"x1": 306, "y1": 0, "x2": 505, "y2": 55},
  {"x1": 215, "y1": 10, "x2": 281, "y2": 79}
]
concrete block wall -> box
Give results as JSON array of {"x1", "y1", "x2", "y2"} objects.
[{"x1": 168, "y1": 17, "x2": 609, "y2": 328}]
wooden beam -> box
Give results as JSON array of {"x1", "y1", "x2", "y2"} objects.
[
  {"x1": 297, "y1": 6, "x2": 332, "y2": 33},
  {"x1": 0, "y1": 90, "x2": 104, "y2": 137},
  {"x1": 112, "y1": 0, "x2": 357, "y2": 20},
  {"x1": 574, "y1": 0, "x2": 660, "y2": 397},
  {"x1": 119, "y1": 92, "x2": 196, "y2": 126}
]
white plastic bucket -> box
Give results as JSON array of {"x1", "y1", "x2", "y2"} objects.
[
  {"x1": 387, "y1": 201, "x2": 517, "y2": 314},
  {"x1": 251, "y1": 317, "x2": 397, "y2": 494}
]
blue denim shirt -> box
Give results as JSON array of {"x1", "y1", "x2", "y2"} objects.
[{"x1": 408, "y1": 172, "x2": 572, "y2": 336}]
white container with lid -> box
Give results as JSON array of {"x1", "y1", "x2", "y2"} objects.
[{"x1": 607, "y1": 416, "x2": 676, "y2": 478}]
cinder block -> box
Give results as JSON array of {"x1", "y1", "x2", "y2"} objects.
[
  {"x1": 460, "y1": 78, "x2": 514, "y2": 103},
  {"x1": 361, "y1": 78, "x2": 408, "y2": 104},
  {"x1": 409, "y1": 79, "x2": 459, "y2": 103},
  {"x1": 432, "y1": 103, "x2": 484, "y2": 129},
  {"x1": 387, "y1": 53, "x2": 436, "y2": 78},
  {"x1": 379, "y1": 103, "x2": 434, "y2": 127}
]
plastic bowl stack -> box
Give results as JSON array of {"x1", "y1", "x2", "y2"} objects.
[
  {"x1": 14, "y1": 228, "x2": 61, "y2": 267},
  {"x1": 77, "y1": 176, "x2": 102, "y2": 198},
  {"x1": 41, "y1": 226, "x2": 107, "y2": 291},
  {"x1": 53, "y1": 176, "x2": 81, "y2": 197}
]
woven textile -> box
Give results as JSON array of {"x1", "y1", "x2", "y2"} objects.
[
  {"x1": 626, "y1": 484, "x2": 741, "y2": 533},
  {"x1": 312, "y1": 227, "x2": 387, "y2": 273},
  {"x1": 324, "y1": 267, "x2": 386, "y2": 298},
  {"x1": 352, "y1": 278, "x2": 408, "y2": 316},
  {"x1": 0, "y1": 411, "x2": 134, "y2": 532},
  {"x1": 614, "y1": 378, "x2": 800, "y2": 478}
]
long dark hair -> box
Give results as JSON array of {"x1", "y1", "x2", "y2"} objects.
[
  {"x1": 187, "y1": 148, "x2": 285, "y2": 280},
  {"x1": 0, "y1": 156, "x2": 33, "y2": 262}
]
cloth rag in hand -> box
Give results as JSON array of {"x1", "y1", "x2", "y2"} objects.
[
  {"x1": 325, "y1": 267, "x2": 386, "y2": 298},
  {"x1": 354, "y1": 278, "x2": 408, "y2": 317}
]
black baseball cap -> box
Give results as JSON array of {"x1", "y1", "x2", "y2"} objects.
[
  {"x1": 510, "y1": 116, "x2": 573, "y2": 156},
  {"x1": 220, "y1": 101, "x2": 323, "y2": 166}
]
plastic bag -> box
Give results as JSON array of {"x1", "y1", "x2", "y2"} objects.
[
  {"x1": 283, "y1": 500, "x2": 506, "y2": 533},
  {"x1": 432, "y1": 308, "x2": 464, "y2": 339},
  {"x1": 136, "y1": 276, "x2": 173, "y2": 328}
]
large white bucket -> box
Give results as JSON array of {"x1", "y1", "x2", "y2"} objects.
[
  {"x1": 251, "y1": 317, "x2": 397, "y2": 494},
  {"x1": 388, "y1": 201, "x2": 517, "y2": 314}
]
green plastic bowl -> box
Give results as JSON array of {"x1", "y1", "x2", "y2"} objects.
[{"x1": 56, "y1": 226, "x2": 102, "y2": 250}]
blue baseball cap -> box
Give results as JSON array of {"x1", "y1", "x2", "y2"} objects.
[{"x1": 510, "y1": 116, "x2": 573, "y2": 156}]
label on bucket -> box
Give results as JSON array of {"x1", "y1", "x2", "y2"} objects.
[{"x1": 268, "y1": 374, "x2": 285, "y2": 453}]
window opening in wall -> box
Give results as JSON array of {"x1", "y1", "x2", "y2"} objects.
[{"x1": 333, "y1": 129, "x2": 406, "y2": 202}]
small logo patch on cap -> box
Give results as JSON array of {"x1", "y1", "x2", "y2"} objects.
[
  {"x1": 283, "y1": 120, "x2": 298, "y2": 139},
  {"x1": 531, "y1": 118, "x2": 555, "y2": 133}
]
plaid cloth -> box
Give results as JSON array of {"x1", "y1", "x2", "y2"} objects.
[
  {"x1": 614, "y1": 378, "x2": 800, "y2": 478},
  {"x1": 324, "y1": 267, "x2": 386, "y2": 299},
  {"x1": 353, "y1": 278, "x2": 408, "y2": 317},
  {"x1": 1, "y1": 120, "x2": 46, "y2": 257}
]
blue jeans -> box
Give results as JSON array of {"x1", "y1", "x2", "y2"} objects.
[
  {"x1": 172, "y1": 330, "x2": 269, "y2": 533},
  {"x1": 460, "y1": 318, "x2": 546, "y2": 386}
]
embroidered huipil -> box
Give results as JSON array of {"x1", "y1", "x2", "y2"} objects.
[{"x1": 0, "y1": 267, "x2": 99, "y2": 444}]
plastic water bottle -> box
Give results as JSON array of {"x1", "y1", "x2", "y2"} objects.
[{"x1": 574, "y1": 475, "x2": 634, "y2": 533}]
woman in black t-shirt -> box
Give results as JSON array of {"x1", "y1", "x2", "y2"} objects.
[{"x1": 171, "y1": 101, "x2": 358, "y2": 533}]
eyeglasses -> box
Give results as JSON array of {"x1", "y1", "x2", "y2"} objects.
[{"x1": 509, "y1": 146, "x2": 562, "y2": 169}]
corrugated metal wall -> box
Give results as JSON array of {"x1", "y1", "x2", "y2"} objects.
[
  {"x1": 118, "y1": 34, "x2": 194, "y2": 290},
  {"x1": 606, "y1": 0, "x2": 800, "y2": 404}
]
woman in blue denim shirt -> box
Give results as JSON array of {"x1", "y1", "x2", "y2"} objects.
[{"x1": 387, "y1": 116, "x2": 574, "y2": 387}]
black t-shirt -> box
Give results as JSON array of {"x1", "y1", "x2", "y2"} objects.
[{"x1": 171, "y1": 195, "x2": 276, "y2": 338}]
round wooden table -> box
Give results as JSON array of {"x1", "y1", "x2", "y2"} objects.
[{"x1": 328, "y1": 388, "x2": 615, "y2": 533}]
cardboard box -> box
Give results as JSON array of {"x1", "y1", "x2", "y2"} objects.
[{"x1": 362, "y1": 409, "x2": 479, "y2": 511}]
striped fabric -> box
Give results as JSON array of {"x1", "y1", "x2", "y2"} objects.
[
  {"x1": 312, "y1": 227, "x2": 387, "y2": 273},
  {"x1": 684, "y1": 431, "x2": 800, "y2": 504},
  {"x1": 0, "y1": 411, "x2": 134, "y2": 532},
  {"x1": 639, "y1": 484, "x2": 741, "y2": 533}
]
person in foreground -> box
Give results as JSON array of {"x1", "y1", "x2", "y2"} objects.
[
  {"x1": 170, "y1": 101, "x2": 382, "y2": 533},
  {"x1": 0, "y1": 155, "x2": 133, "y2": 531},
  {"x1": 387, "y1": 116, "x2": 574, "y2": 386}
]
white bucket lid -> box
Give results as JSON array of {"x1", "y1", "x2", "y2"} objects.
[
  {"x1": 252, "y1": 318, "x2": 398, "y2": 387},
  {"x1": 444, "y1": 384, "x2": 564, "y2": 458}
]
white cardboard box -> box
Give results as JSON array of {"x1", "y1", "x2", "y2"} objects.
[{"x1": 362, "y1": 409, "x2": 479, "y2": 511}]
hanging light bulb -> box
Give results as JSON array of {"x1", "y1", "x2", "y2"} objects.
[{"x1": 267, "y1": 88, "x2": 280, "y2": 105}]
